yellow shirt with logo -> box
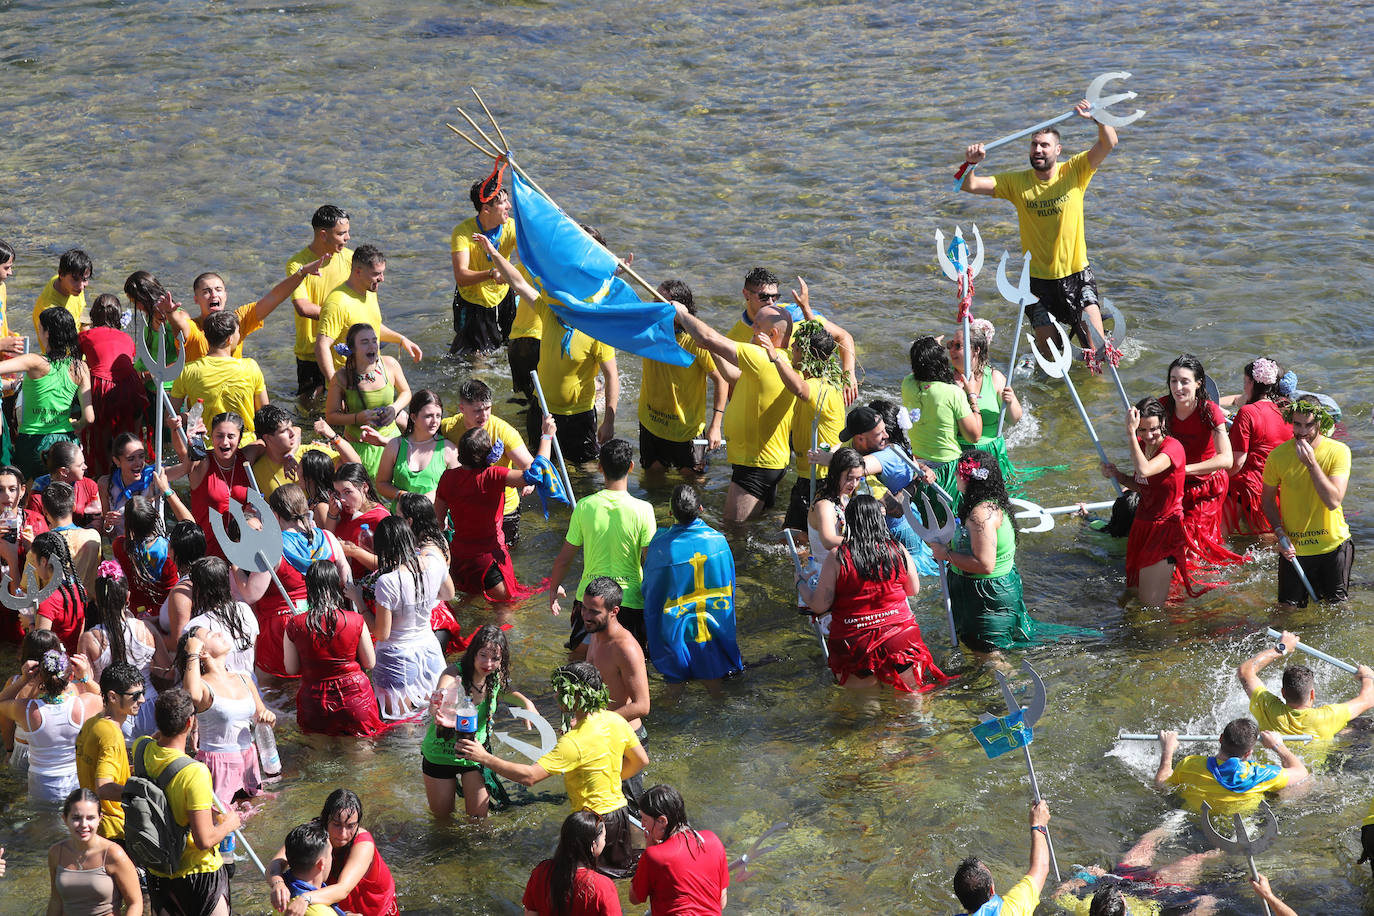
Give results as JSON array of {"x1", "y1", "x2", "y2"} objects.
[
  {"x1": 1262, "y1": 436, "x2": 1351, "y2": 556},
  {"x1": 134, "y1": 738, "x2": 222, "y2": 878},
  {"x1": 1249, "y1": 685, "x2": 1352, "y2": 739},
  {"x1": 287, "y1": 246, "x2": 354, "y2": 361},
  {"x1": 1165, "y1": 754, "x2": 1289, "y2": 815},
  {"x1": 33, "y1": 275, "x2": 86, "y2": 333},
  {"x1": 723, "y1": 342, "x2": 794, "y2": 470},
  {"x1": 317, "y1": 283, "x2": 383, "y2": 371},
  {"x1": 181, "y1": 302, "x2": 263, "y2": 363},
  {"x1": 537, "y1": 708, "x2": 641, "y2": 815},
  {"x1": 533, "y1": 298, "x2": 613, "y2": 416},
  {"x1": 253, "y1": 442, "x2": 338, "y2": 500},
  {"x1": 171, "y1": 355, "x2": 267, "y2": 437},
  {"x1": 791, "y1": 379, "x2": 844, "y2": 477},
  {"x1": 992, "y1": 151, "x2": 1096, "y2": 280},
  {"x1": 440, "y1": 413, "x2": 526, "y2": 515},
  {"x1": 451, "y1": 216, "x2": 516, "y2": 309},
  {"x1": 638, "y1": 332, "x2": 716, "y2": 444}
]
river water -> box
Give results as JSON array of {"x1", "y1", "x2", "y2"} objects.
[{"x1": 2, "y1": 1, "x2": 1373, "y2": 913}]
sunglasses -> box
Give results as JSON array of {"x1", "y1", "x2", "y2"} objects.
[
  {"x1": 750, "y1": 290, "x2": 781, "y2": 302},
  {"x1": 123, "y1": 690, "x2": 145, "y2": 701}
]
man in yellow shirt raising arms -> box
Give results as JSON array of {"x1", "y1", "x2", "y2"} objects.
[
  {"x1": 951, "y1": 801, "x2": 1053, "y2": 916},
  {"x1": 960, "y1": 100, "x2": 1119, "y2": 360},
  {"x1": 286, "y1": 205, "x2": 354, "y2": 398},
  {"x1": 313, "y1": 244, "x2": 422, "y2": 385},
  {"x1": 32, "y1": 248, "x2": 92, "y2": 333},
  {"x1": 1238, "y1": 629, "x2": 1374, "y2": 739}
]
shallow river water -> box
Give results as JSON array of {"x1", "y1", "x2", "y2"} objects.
[{"x1": 2, "y1": 1, "x2": 1374, "y2": 913}]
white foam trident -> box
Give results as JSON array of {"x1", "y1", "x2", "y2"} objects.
[
  {"x1": 994, "y1": 251, "x2": 1038, "y2": 437},
  {"x1": 1032, "y1": 319, "x2": 1122, "y2": 497},
  {"x1": 0, "y1": 564, "x2": 63, "y2": 621},
  {"x1": 900, "y1": 486, "x2": 960, "y2": 651},
  {"x1": 493, "y1": 706, "x2": 558, "y2": 761},
  {"x1": 935, "y1": 224, "x2": 984, "y2": 384}
]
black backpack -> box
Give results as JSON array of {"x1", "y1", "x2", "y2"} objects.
[{"x1": 121, "y1": 736, "x2": 195, "y2": 875}]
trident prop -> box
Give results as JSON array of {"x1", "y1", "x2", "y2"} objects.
[
  {"x1": 995, "y1": 251, "x2": 1038, "y2": 436},
  {"x1": 952, "y1": 71, "x2": 1146, "y2": 191},
  {"x1": 983, "y1": 661, "x2": 1060, "y2": 881},
  {"x1": 1033, "y1": 320, "x2": 1122, "y2": 496},
  {"x1": 783, "y1": 529, "x2": 829, "y2": 661},
  {"x1": 1117, "y1": 730, "x2": 1314, "y2": 744},
  {"x1": 209, "y1": 487, "x2": 297, "y2": 613},
  {"x1": 134, "y1": 318, "x2": 187, "y2": 499},
  {"x1": 0, "y1": 565, "x2": 63, "y2": 627},
  {"x1": 901, "y1": 488, "x2": 960, "y2": 651},
  {"x1": 492, "y1": 705, "x2": 559, "y2": 761},
  {"x1": 1273, "y1": 536, "x2": 1318, "y2": 603},
  {"x1": 1085, "y1": 299, "x2": 1133, "y2": 411},
  {"x1": 936, "y1": 225, "x2": 984, "y2": 385},
  {"x1": 1199, "y1": 801, "x2": 1279, "y2": 916},
  {"x1": 529, "y1": 371, "x2": 576, "y2": 509},
  {"x1": 729, "y1": 821, "x2": 789, "y2": 878},
  {"x1": 1264, "y1": 628, "x2": 1356, "y2": 674},
  {"x1": 1009, "y1": 497, "x2": 1118, "y2": 533},
  {"x1": 211, "y1": 792, "x2": 265, "y2": 875}
]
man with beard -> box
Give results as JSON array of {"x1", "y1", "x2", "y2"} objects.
[
  {"x1": 959, "y1": 100, "x2": 1118, "y2": 359},
  {"x1": 313, "y1": 244, "x2": 422, "y2": 384},
  {"x1": 1262, "y1": 400, "x2": 1352, "y2": 606},
  {"x1": 581, "y1": 576, "x2": 651, "y2": 809}
]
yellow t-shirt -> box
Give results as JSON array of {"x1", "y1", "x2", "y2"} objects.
[
  {"x1": 182, "y1": 302, "x2": 262, "y2": 363},
  {"x1": 537, "y1": 709, "x2": 641, "y2": 815},
  {"x1": 1249, "y1": 685, "x2": 1352, "y2": 739},
  {"x1": 440, "y1": 413, "x2": 526, "y2": 515},
  {"x1": 1056, "y1": 886, "x2": 1159, "y2": 916},
  {"x1": 966, "y1": 875, "x2": 1040, "y2": 916},
  {"x1": 287, "y1": 245, "x2": 354, "y2": 361},
  {"x1": 992, "y1": 151, "x2": 1096, "y2": 279},
  {"x1": 1262, "y1": 436, "x2": 1351, "y2": 555},
  {"x1": 791, "y1": 379, "x2": 845, "y2": 477},
  {"x1": 134, "y1": 738, "x2": 222, "y2": 878},
  {"x1": 1165, "y1": 754, "x2": 1289, "y2": 814},
  {"x1": 723, "y1": 342, "x2": 794, "y2": 470},
  {"x1": 450, "y1": 216, "x2": 516, "y2": 309},
  {"x1": 33, "y1": 275, "x2": 86, "y2": 333},
  {"x1": 253, "y1": 442, "x2": 338, "y2": 499},
  {"x1": 1, "y1": 279, "x2": 9, "y2": 337},
  {"x1": 75, "y1": 714, "x2": 129, "y2": 839},
  {"x1": 317, "y1": 282, "x2": 383, "y2": 371},
  {"x1": 171, "y1": 355, "x2": 266, "y2": 437},
  {"x1": 638, "y1": 332, "x2": 716, "y2": 444},
  {"x1": 533, "y1": 298, "x2": 613, "y2": 416}
]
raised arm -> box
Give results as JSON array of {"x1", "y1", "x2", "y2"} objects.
[
  {"x1": 959, "y1": 143, "x2": 997, "y2": 196},
  {"x1": 253, "y1": 256, "x2": 328, "y2": 325},
  {"x1": 1237, "y1": 631, "x2": 1291, "y2": 698},
  {"x1": 673, "y1": 302, "x2": 740, "y2": 366},
  {"x1": 1154, "y1": 730, "x2": 1179, "y2": 789},
  {"x1": 1080, "y1": 100, "x2": 1119, "y2": 170}
]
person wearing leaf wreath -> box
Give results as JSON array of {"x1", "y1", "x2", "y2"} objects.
[{"x1": 457, "y1": 661, "x2": 648, "y2": 879}]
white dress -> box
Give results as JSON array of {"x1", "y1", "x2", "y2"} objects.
[
  {"x1": 370, "y1": 553, "x2": 447, "y2": 720},
  {"x1": 186, "y1": 601, "x2": 261, "y2": 677},
  {"x1": 89, "y1": 619, "x2": 160, "y2": 739}
]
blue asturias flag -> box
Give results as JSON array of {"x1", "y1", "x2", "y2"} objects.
[
  {"x1": 641, "y1": 518, "x2": 743, "y2": 683},
  {"x1": 971, "y1": 709, "x2": 1033, "y2": 759},
  {"x1": 508, "y1": 169, "x2": 692, "y2": 367},
  {"x1": 522, "y1": 455, "x2": 570, "y2": 518}
]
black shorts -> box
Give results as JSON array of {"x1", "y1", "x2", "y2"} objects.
[
  {"x1": 450, "y1": 290, "x2": 504, "y2": 355},
  {"x1": 296, "y1": 358, "x2": 326, "y2": 398},
  {"x1": 421, "y1": 754, "x2": 483, "y2": 780},
  {"x1": 638, "y1": 423, "x2": 704, "y2": 474},
  {"x1": 147, "y1": 865, "x2": 231, "y2": 916},
  {"x1": 566, "y1": 599, "x2": 645, "y2": 649},
  {"x1": 1279, "y1": 538, "x2": 1353, "y2": 606},
  {"x1": 529, "y1": 407, "x2": 599, "y2": 465},
  {"x1": 502, "y1": 510, "x2": 521, "y2": 547},
  {"x1": 782, "y1": 477, "x2": 813, "y2": 532},
  {"x1": 1027, "y1": 266, "x2": 1101, "y2": 345},
  {"x1": 730, "y1": 464, "x2": 788, "y2": 508},
  {"x1": 507, "y1": 337, "x2": 540, "y2": 399}
]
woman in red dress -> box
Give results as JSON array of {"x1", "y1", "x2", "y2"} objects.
[
  {"x1": 266, "y1": 788, "x2": 399, "y2": 916},
  {"x1": 523, "y1": 810, "x2": 622, "y2": 916},
  {"x1": 1225, "y1": 357, "x2": 1293, "y2": 536},
  {"x1": 799, "y1": 495, "x2": 947, "y2": 693},
  {"x1": 1161, "y1": 355, "x2": 1244, "y2": 569},
  {"x1": 1102, "y1": 397, "x2": 1194, "y2": 606},
  {"x1": 283, "y1": 561, "x2": 382, "y2": 737},
  {"x1": 78, "y1": 294, "x2": 148, "y2": 474},
  {"x1": 433, "y1": 416, "x2": 554, "y2": 602},
  {"x1": 187, "y1": 412, "x2": 264, "y2": 560},
  {"x1": 324, "y1": 463, "x2": 389, "y2": 581}
]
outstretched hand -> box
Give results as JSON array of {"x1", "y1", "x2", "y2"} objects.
[{"x1": 1074, "y1": 98, "x2": 1094, "y2": 120}]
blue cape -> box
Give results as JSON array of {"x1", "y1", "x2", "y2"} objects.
[{"x1": 641, "y1": 519, "x2": 743, "y2": 683}]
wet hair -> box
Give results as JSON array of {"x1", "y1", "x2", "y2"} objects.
[
  {"x1": 909, "y1": 336, "x2": 956, "y2": 385},
  {"x1": 1166, "y1": 354, "x2": 1217, "y2": 423},
  {"x1": 122, "y1": 271, "x2": 167, "y2": 315},
  {"x1": 269, "y1": 483, "x2": 312, "y2": 529},
  {"x1": 300, "y1": 450, "x2": 336, "y2": 505},
  {"x1": 169, "y1": 520, "x2": 206, "y2": 568},
  {"x1": 343, "y1": 324, "x2": 377, "y2": 386},
  {"x1": 659, "y1": 278, "x2": 695, "y2": 314},
  {"x1": 98, "y1": 660, "x2": 141, "y2": 704},
  {"x1": 794, "y1": 322, "x2": 837, "y2": 365},
  {"x1": 89, "y1": 293, "x2": 123, "y2": 328},
  {"x1": 815, "y1": 447, "x2": 865, "y2": 504},
  {"x1": 58, "y1": 248, "x2": 93, "y2": 281},
  {"x1": 670, "y1": 484, "x2": 701, "y2": 525},
  {"x1": 955, "y1": 450, "x2": 1015, "y2": 544},
  {"x1": 210, "y1": 412, "x2": 245, "y2": 437},
  {"x1": 584, "y1": 576, "x2": 623, "y2": 610},
  {"x1": 111, "y1": 432, "x2": 144, "y2": 465},
  {"x1": 953, "y1": 856, "x2": 994, "y2": 911},
  {"x1": 373, "y1": 516, "x2": 425, "y2": 597},
  {"x1": 460, "y1": 624, "x2": 511, "y2": 695},
  {"x1": 254, "y1": 404, "x2": 293, "y2": 438},
  {"x1": 1219, "y1": 717, "x2": 1259, "y2": 757},
  {"x1": 405, "y1": 389, "x2": 443, "y2": 436},
  {"x1": 469, "y1": 175, "x2": 507, "y2": 212},
  {"x1": 1281, "y1": 664, "x2": 1316, "y2": 705},
  {"x1": 1244, "y1": 358, "x2": 1285, "y2": 406},
  {"x1": 189, "y1": 556, "x2": 252, "y2": 652},
  {"x1": 43, "y1": 440, "x2": 84, "y2": 478},
  {"x1": 40, "y1": 307, "x2": 83, "y2": 362},
  {"x1": 333, "y1": 463, "x2": 380, "y2": 506},
  {"x1": 549, "y1": 810, "x2": 605, "y2": 916},
  {"x1": 0, "y1": 239, "x2": 13, "y2": 265},
  {"x1": 41, "y1": 480, "x2": 75, "y2": 520},
  {"x1": 1089, "y1": 884, "x2": 1126, "y2": 916},
  {"x1": 458, "y1": 378, "x2": 492, "y2": 404},
  {"x1": 154, "y1": 687, "x2": 196, "y2": 736},
  {"x1": 312, "y1": 205, "x2": 350, "y2": 230},
  {"x1": 303, "y1": 560, "x2": 347, "y2": 641},
  {"x1": 743, "y1": 267, "x2": 779, "y2": 290},
  {"x1": 1133, "y1": 396, "x2": 1171, "y2": 438},
  {"x1": 639, "y1": 784, "x2": 704, "y2": 850},
  {"x1": 285, "y1": 821, "x2": 331, "y2": 875},
  {"x1": 397, "y1": 492, "x2": 448, "y2": 558},
  {"x1": 579, "y1": 224, "x2": 608, "y2": 248},
  {"x1": 32, "y1": 530, "x2": 88, "y2": 611},
  {"x1": 202, "y1": 310, "x2": 238, "y2": 350},
  {"x1": 63, "y1": 787, "x2": 101, "y2": 819},
  {"x1": 353, "y1": 244, "x2": 385, "y2": 270},
  {"x1": 457, "y1": 427, "x2": 493, "y2": 470},
  {"x1": 598, "y1": 438, "x2": 634, "y2": 481},
  {"x1": 92, "y1": 572, "x2": 133, "y2": 669},
  {"x1": 124, "y1": 494, "x2": 162, "y2": 543},
  {"x1": 319, "y1": 787, "x2": 363, "y2": 830},
  {"x1": 839, "y1": 495, "x2": 903, "y2": 583},
  {"x1": 868, "y1": 398, "x2": 911, "y2": 455}
]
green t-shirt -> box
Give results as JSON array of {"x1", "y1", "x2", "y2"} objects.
[
  {"x1": 565, "y1": 488, "x2": 656, "y2": 608},
  {"x1": 421, "y1": 680, "x2": 500, "y2": 767},
  {"x1": 901, "y1": 375, "x2": 971, "y2": 463}
]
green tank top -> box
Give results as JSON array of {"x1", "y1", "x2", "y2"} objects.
[
  {"x1": 952, "y1": 503, "x2": 1016, "y2": 580},
  {"x1": 420, "y1": 680, "x2": 501, "y2": 767},
  {"x1": 20, "y1": 357, "x2": 79, "y2": 435},
  {"x1": 958, "y1": 367, "x2": 1001, "y2": 449},
  {"x1": 342, "y1": 362, "x2": 401, "y2": 441},
  {"x1": 390, "y1": 436, "x2": 447, "y2": 500}
]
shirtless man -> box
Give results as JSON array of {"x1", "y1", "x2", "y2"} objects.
[{"x1": 582, "y1": 576, "x2": 651, "y2": 809}]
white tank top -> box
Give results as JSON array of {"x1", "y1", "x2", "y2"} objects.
[{"x1": 27, "y1": 694, "x2": 85, "y2": 775}]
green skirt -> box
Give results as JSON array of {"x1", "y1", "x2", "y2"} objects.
[
  {"x1": 948, "y1": 565, "x2": 1098, "y2": 652},
  {"x1": 963, "y1": 436, "x2": 1066, "y2": 497}
]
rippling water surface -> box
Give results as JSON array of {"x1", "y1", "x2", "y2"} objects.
[{"x1": 2, "y1": 1, "x2": 1373, "y2": 913}]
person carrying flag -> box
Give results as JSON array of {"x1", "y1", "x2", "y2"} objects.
[
  {"x1": 951, "y1": 801, "x2": 1052, "y2": 916},
  {"x1": 449, "y1": 174, "x2": 518, "y2": 357}
]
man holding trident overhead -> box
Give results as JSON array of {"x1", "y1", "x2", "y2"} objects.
[{"x1": 959, "y1": 100, "x2": 1118, "y2": 362}]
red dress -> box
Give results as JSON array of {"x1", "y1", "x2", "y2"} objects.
[
  {"x1": 79, "y1": 327, "x2": 148, "y2": 474},
  {"x1": 522, "y1": 859, "x2": 622, "y2": 916},
  {"x1": 435, "y1": 466, "x2": 543, "y2": 601},
  {"x1": 254, "y1": 557, "x2": 309, "y2": 680},
  {"x1": 1125, "y1": 437, "x2": 1198, "y2": 596},
  {"x1": 191, "y1": 456, "x2": 251, "y2": 561},
  {"x1": 330, "y1": 829, "x2": 398, "y2": 916},
  {"x1": 335, "y1": 505, "x2": 390, "y2": 580},
  {"x1": 1225, "y1": 399, "x2": 1293, "y2": 535},
  {"x1": 826, "y1": 545, "x2": 948, "y2": 693},
  {"x1": 284, "y1": 609, "x2": 383, "y2": 737},
  {"x1": 37, "y1": 584, "x2": 85, "y2": 653},
  {"x1": 1163, "y1": 397, "x2": 1244, "y2": 568}
]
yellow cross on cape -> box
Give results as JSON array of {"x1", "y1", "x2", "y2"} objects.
[{"x1": 664, "y1": 552, "x2": 732, "y2": 644}]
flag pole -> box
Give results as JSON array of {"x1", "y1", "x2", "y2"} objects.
[{"x1": 995, "y1": 671, "x2": 1060, "y2": 882}]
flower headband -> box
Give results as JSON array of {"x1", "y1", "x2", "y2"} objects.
[
  {"x1": 956, "y1": 453, "x2": 990, "y2": 481},
  {"x1": 97, "y1": 560, "x2": 125, "y2": 582},
  {"x1": 41, "y1": 647, "x2": 69, "y2": 676},
  {"x1": 1250, "y1": 358, "x2": 1280, "y2": 386}
]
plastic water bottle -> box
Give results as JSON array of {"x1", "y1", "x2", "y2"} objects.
[
  {"x1": 186, "y1": 398, "x2": 204, "y2": 428},
  {"x1": 219, "y1": 830, "x2": 236, "y2": 861},
  {"x1": 435, "y1": 684, "x2": 459, "y2": 740},
  {"x1": 254, "y1": 721, "x2": 282, "y2": 777},
  {"x1": 358, "y1": 523, "x2": 373, "y2": 551},
  {"x1": 454, "y1": 694, "x2": 478, "y2": 743}
]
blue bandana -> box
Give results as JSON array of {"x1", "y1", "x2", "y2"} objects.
[
  {"x1": 1206, "y1": 756, "x2": 1280, "y2": 792},
  {"x1": 523, "y1": 456, "x2": 570, "y2": 518},
  {"x1": 282, "y1": 529, "x2": 331, "y2": 575},
  {"x1": 959, "y1": 895, "x2": 1003, "y2": 916},
  {"x1": 112, "y1": 466, "x2": 157, "y2": 505}
]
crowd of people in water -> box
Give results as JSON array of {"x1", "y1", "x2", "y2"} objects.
[{"x1": 0, "y1": 110, "x2": 1352, "y2": 915}]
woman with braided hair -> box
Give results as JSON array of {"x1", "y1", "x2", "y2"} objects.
[
  {"x1": 29, "y1": 530, "x2": 88, "y2": 653},
  {"x1": 78, "y1": 561, "x2": 169, "y2": 738},
  {"x1": 1225, "y1": 356, "x2": 1293, "y2": 536}
]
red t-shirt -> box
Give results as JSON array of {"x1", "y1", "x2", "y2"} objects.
[
  {"x1": 522, "y1": 860, "x2": 621, "y2": 916},
  {"x1": 327, "y1": 829, "x2": 397, "y2": 916},
  {"x1": 1136, "y1": 437, "x2": 1186, "y2": 522},
  {"x1": 435, "y1": 465, "x2": 508, "y2": 558},
  {"x1": 38, "y1": 585, "x2": 85, "y2": 654},
  {"x1": 335, "y1": 504, "x2": 390, "y2": 579},
  {"x1": 1163, "y1": 397, "x2": 1226, "y2": 464},
  {"x1": 631, "y1": 830, "x2": 730, "y2": 916},
  {"x1": 27, "y1": 477, "x2": 102, "y2": 527},
  {"x1": 1229, "y1": 400, "x2": 1292, "y2": 487}
]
